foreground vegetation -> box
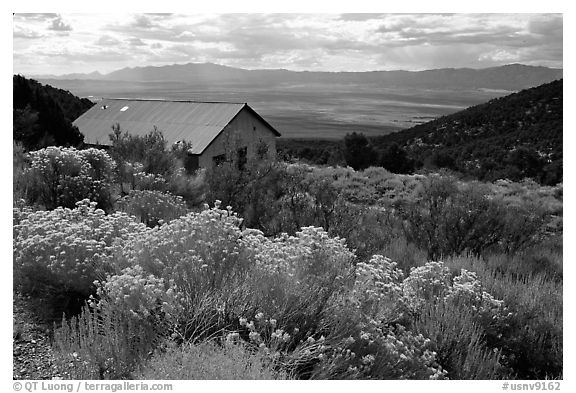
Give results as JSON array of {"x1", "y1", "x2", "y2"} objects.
[{"x1": 13, "y1": 128, "x2": 562, "y2": 379}]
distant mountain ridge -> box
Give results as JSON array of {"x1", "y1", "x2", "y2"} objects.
[
  {"x1": 372, "y1": 79, "x2": 563, "y2": 185},
  {"x1": 32, "y1": 63, "x2": 562, "y2": 90}
]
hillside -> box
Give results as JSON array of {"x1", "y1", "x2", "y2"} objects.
[
  {"x1": 372, "y1": 79, "x2": 563, "y2": 185},
  {"x1": 33, "y1": 63, "x2": 563, "y2": 91},
  {"x1": 13, "y1": 75, "x2": 94, "y2": 149}
]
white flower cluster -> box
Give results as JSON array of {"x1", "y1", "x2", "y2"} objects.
[
  {"x1": 351, "y1": 257, "x2": 506, "y2": 324},
  {"x1": 96, "y1": 265, "x2": 181, "y2": 319},
  {"x1": 13, "y1": 199, "x2": 149, "y2": 295},
  {"x1": 26, "y1": 147, "x2": 115, "y2": 209}
]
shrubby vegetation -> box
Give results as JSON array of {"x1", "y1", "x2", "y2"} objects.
[
  {"x1": 372, "y1": 80, "x2": 563, "y2": 185},
  {"x1": 13, "y1": 128, "x2": 562, "y2": 379},
  {"x1": 13, "y1": 199, "x2": 149, "y2": 314},
  {"x1": 13, "y1": 75, "x2": 93, "y2": 149},
  {"x1": 18, "y1": 146, "x2": 116, "y2": 211}
]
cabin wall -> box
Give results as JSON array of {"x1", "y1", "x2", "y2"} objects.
[{"x1": 198, "y1": 108, "x2": 277, "y2": 168}]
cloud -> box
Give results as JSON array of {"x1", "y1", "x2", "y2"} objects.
[
  {"x1": 95, "y1": 35, "x2": 121, "y2": 46},
  {"x1": 528, "y1": 14, "x2": 562, "y2": 41},
  {"x1": 14, "y1": 13, "x2": 58, "y2": 21},
  {"x1": 13, "y1": 26, "x2": 43, "y2": 39},
  {"x1": 13, "y1": 13, "x2": 563, "y2": 75},
  {"x1": 128, "y1": 37, "x2": 146, "y2": 46},
  {"x1": 48, "y1": 15, "x2": 72, "y2": 31},
  {"x1": 339, "y1": 13, "x2": 385, "y2": 21},
  {"x1": 132, "y1": 15, "x2": 154, "y2": 29}
]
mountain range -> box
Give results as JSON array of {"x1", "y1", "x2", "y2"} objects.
[{"x1": 32, "y1": 62, "x2": 562, "y2": 91}]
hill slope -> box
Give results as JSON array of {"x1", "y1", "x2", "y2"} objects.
[
  {"x1": 372, "y1": 79, "x2": 563, "y2": 185},
  {"x1": 13, "y1": 75, "x2": 94, "y2": 149}
]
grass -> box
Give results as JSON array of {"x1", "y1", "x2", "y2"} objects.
[
  {"x1": 134, "y1": 341, "x2": 291, "y2": 380},
  {"x1": 444, "y1": 253, "x2": 562, "y2": 379},
  {"x1": 412, "y1": 299, "x2": 504, "y2": 379},
  {"x1": 52, "y1": 304, "x2": 167, "y2": 380}
]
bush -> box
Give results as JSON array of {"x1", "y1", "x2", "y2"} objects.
[
  {"x1": 13, "y1": 199, "x2": 149, "y2": 316},
  {"x1": 117, "y1": 190, "x2": 189, "y2": 227},
  {"x1": 343, "y1": 132, "x2": 378, "y2": 170},
  {"x1": 135, "y1": 341, "x2": 290, "y2": 379},
  {"x1": 108, "y1": 125, "x2": 175, "y2": 179},
  {"x1": 399, "y1": 174, "x2": 544, "y2": 259},
  {"x1": 413, "y1": 300, "x2": 505, "y2": 379},
  {"x1": 108, "y1": 126, "x2": 206, "y2": 206},
  {"x1": 53, "y1": 302, "x2": 163, "y2": 379},
  {"x1": 444, "y1": 255, "x2": 562, "y2": 379},
  {"x1": 166, "y1": 167, "x2": 206, "y2": 207},
  {"x1": 13, "y1": 142, "x2": 29, "y2": 202},
  {"x1": 23, "y1": 146, "x2": 115, "y2": 211}
]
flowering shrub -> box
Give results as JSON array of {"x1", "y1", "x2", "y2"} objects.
[
  {"x1": 446, "y1": 269, "x2": 504, "y2": 314},
  {"x1": 351, "y1": 255, "x2": 406, "y2": 324},
  {"x1": 95, "y1": 265, "x2": 182, "y2": 320},
  {"x1": 239, "y1": 225, "x2": 354, "y2": 327},
  {"x1": 228, "y1": 307, "x2": 446, "y2": 380},
  {"x1": 241, "y1": 226, "x2": 353, "y2": 283},
  {"x1": 111, "y1": 200, "x2": 243, "y2": 282},
  {"x1": 402, "y1": 262, "x2": 453, "y2": 309},
  {"x1": 13, "y1": 199, "x2": 149, "y2": 299},
  {"x1": 133, "y1": 164, "x2": 168, "y2": 191},
  {"x1": 316, "y1": 323, "x2": 446, "y2": 379},
  {"x1": 24, "y1": 147, "x2": 115, "y2": 210},
  {"x1": 116, "y1": 190, "x2": 189, "y2": 227},
  {"x1": 357, "y1": 260, "x2": 506, "y2": 321},
  {"x1": 28, "y1": 195, "x2": 509, "y2": 380}
]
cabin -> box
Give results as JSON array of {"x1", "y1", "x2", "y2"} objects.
[{"x1": 73, "y1": 98, "x2": 281, "y2": 170}]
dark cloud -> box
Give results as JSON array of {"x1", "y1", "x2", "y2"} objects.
[
  {"x1": 95, "y1": 35, "x2": 121, "y2": 46},
  {"x1": 339, "y1": 13, "x2": 385, "y2": 21},
  {"x1": 14, "y1": 13, "x2": 58, "y2": 21},
  {"x1": 528, "y1": 15, "x2": 562, "y2": 40},
  {"x1": 48, "y1": 15, "x2": 72, "y2": 31},
  {"x1": 132, "y1": 15, "x2": 155, "y2": 29},
  {"x1": 128, "y1": 37, "x2": 146, "y2": 46}
]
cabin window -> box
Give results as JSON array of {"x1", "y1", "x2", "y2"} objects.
[
  {"x1": 184, "y1": 154, "x2": 200, "y2": 174},
  {"x1": 213, "y1": 154, "x2": 226, "y2": 167}
]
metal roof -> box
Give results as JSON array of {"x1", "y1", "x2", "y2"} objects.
[{"x1": 73, "y1": 98, "x2": 279, "y2": 154}]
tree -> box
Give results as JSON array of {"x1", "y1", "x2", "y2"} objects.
[
  {"x1": 13, "y1": 75, "x2": 88, "y2": 149},
  {"x1": 379, "y1": 143, "x2": 415, "y2": 174},
  {"x1": 506, "y1": 147, "x2": 545, "y2": 181},
  {"x1": 343, "y1": 132, "x2": 378, "y2": 170}
]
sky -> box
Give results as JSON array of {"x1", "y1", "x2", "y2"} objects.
[{"x1": 12, "y1": 13, "x2": 563, "y2": 76}]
